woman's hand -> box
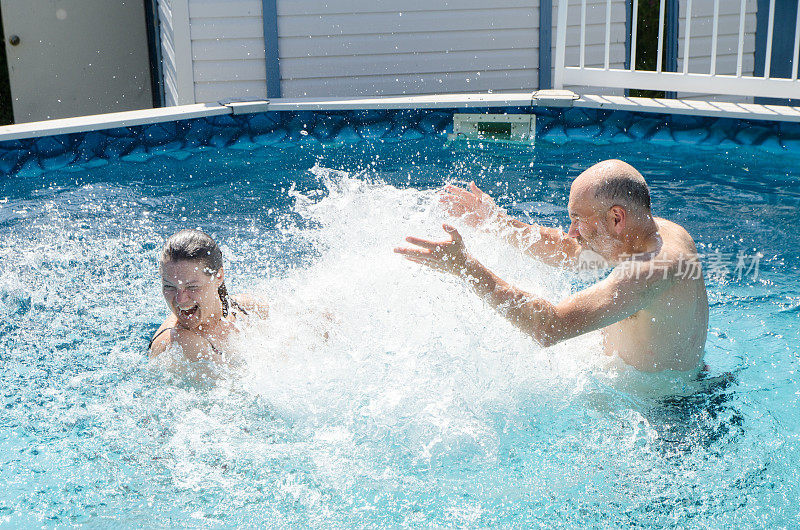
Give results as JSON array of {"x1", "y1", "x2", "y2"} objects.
[
  {"x1": 394, "y1": 224, "x2": 471, "y2": 276},
  {"x1": 439, "y1": 181, "x2": 504, "y2": 228}
]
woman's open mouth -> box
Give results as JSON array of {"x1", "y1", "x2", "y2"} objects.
[{"x1": 178, "y1": 305, "x2": 198, "y2": 318}]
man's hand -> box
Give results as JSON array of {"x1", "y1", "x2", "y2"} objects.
[
  {"x1": 394, "y1": 224, "x2": 470, "y2": 276},
  {"x1": 443, "y1": 181, "x2": 582, "y2": 267},
  {"x1": 394, "y1": 223, "x2": 556, "y2": 346},
  {"x1": 440, "y1": 182, "x2": 504, "y2": 228}
]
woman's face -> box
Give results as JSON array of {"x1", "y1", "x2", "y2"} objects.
[{"x1": 160, "y1": 259, "x2": 224, "y2": 330}]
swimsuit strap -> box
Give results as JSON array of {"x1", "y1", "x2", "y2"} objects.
[
  {"x1": 149, "y1": 326, "x2": 177, "y2": 350},
  {"x1": 150, "y1": 298, "x2": 247, "y2": 354},
  {"x1": 229, "y1": 298, "x2": 249, "y2": 316},
  {"x1": 148, "y1": 326, "x2": 223, "y2": 356}
]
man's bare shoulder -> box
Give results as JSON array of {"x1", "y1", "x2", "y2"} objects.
[
  {"x1": 655, "y1": 218, "x2": 700, "y2": 257},
  {"x1": 649, "y1": 218, "x2": 704, "y2": 284},
  {"x1": 611, "y1": 219, "x2": 697, "y2": 285}
]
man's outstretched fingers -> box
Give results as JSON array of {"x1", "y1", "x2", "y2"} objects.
[
  {"x1": 444, "y1": 184, "x2": 472, "y2": 198},
  {"x1": 394, "y1": 245, "x2": 425, "y2": 255},
  {"x1": 439, "y1": 193, "x2": 462, "y2": 208},
  {"x1": 442, "y1": 224, "x2": 462, "y2": 243},
  {"x1": 404, "y1": 236, "x2": 441, "y2": 250},
  {"x1": 470, "y1": 181, "x2": 489, "y2": 199}
]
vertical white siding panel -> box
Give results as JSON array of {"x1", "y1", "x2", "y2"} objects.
[
  {"x1": 159, "y1": 0, "x2": 196, "y2": 105},
  {"x1": 158, "y1": 0, "x2": 179, "y2": 106}
]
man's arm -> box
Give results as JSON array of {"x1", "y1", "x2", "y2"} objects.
[
  {"x1": 395, "y1": 225, "x2": 673, "y2": 347},
  {"x1": 441, "y1": 182, "x2": 581, "y2": 267},
  {"x1": 499, "y1": 216, "x2": 583, "y2": 268}
]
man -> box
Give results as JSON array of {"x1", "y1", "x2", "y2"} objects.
[{"x1": 395, "y1": 159, "x2": 708, "y2": 373}]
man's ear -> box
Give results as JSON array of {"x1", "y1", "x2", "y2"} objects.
[
  {"x1": 609, "y1": 205, "x2": 626, "y2": 234},
  {"x1": 216, "y1": 266, "x2": 225, "y2": 285}
]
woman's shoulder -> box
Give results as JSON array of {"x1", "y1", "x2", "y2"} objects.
[
  {"x1": 149, "y1": 320, "x2": 218, "y2": 361},
  {"x1": 149, "y1": 316, "x2": 176, "y2": 358},
  {"x1": 232, "y1": 293, "x2": 269, "y2": 318}
]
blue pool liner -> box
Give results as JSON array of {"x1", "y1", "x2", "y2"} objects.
[{"x1": 1, "y1": 106, "x2": 800, "y2": 178}]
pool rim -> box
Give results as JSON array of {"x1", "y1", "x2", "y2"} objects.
[{"x1": 2, "y1": 90, "x2": 800, "y2": 143}]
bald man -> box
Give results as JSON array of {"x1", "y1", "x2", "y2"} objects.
[{"x1": 395, "y1": 159, "x2": 708, "y2": 373}]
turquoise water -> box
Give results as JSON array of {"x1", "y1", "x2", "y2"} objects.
[{"x1": 1, "y1": 134, "x2": 799, "y2": 526}]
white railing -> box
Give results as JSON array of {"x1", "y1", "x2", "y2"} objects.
[{"x1": 554, "y1": 0, "x2": 800, "y2": 99}]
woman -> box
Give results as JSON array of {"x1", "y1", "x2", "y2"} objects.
[{"x1": 149, "y1": 229, "x2": 266, "y2": 361}]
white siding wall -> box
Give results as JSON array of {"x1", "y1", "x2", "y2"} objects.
[
  {"x1": 159, "y1": 0, "x2": 757, "y2": 103},
  {"x1": 167, "y1": 0, "x2": 563, "y2": 102},
  {"x1": 676, "y1": 0, "x2": 757, "y2": 101},
  {"x1": 178, "y1": 0, "x2": 627, "y2": 102},
  {"x1": 276, "y1": 0, "x2": 540, "y2": 97},
  {"x1": 189, "y1": 0, "x2": 267, "y2": 103}
]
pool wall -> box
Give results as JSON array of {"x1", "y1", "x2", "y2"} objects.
[{"x1": 2, "y1": 93, "x2": 800, "y2": 179}]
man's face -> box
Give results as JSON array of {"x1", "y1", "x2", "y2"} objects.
[{"x1": 567, "y1": 186, "x2": 617, "y2": 258}]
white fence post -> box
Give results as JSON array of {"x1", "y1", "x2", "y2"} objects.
[{"x1": 554, "y1": 0, "x2": 569, "y2": 89}]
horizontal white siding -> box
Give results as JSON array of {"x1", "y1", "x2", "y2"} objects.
[
  {"x1": 275, "y1": 0, "x2": 540, "y2": 97},
  {"x1": 280, "y1": 70, "x2": 539, "y2": 98},
  {"x1": 165, "y1": 0, "x2": 759, "y2": 103},
  {"x1": 189, "y1": 0, "x2": 267, "y2": 102},
  {"x1": 278, "y1": 0, "x2": 527, "y2": 15},
  {"x1": 172, "y1": 0, "x2": 631, "y2": 101},
  {"x1": 158, "y1": 0, "x2": 197, "y2": 104},
  {"x1": 277, "y1": 8, "x2": 538, "y2": 35},
  {"x1": 279, "y1": 29, "x2": 537, "y2": 58},
  {"x1": 194, "y1": 80, "x2": 268, "y2": 102},
  {"x1": 279, "y1": 49, "x2": 538, "y2": 79}
]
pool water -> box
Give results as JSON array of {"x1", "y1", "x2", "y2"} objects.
[{"x1": 1, "y1": 133, "x2": 799, "y2": 526}]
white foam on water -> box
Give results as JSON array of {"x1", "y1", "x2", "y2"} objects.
[
  {"x1": 1, "y1": 160, "x2": 760, "y2": 526},
  {"x1": 216, "y1": 166, "x2": 613, "y2": 477}
]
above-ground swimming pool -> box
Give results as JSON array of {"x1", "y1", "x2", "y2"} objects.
[{"x1": 1, "y1": 106, "x2": 799, "y2": 526}]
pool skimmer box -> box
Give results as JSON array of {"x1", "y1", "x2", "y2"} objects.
[{"x1": 449, "y1": 114, "x2": 535, "y2": 144}]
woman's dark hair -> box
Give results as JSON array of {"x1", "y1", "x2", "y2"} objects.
[{"x1": 160, "y1": 229, "x2": 232, "y2": 317}]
